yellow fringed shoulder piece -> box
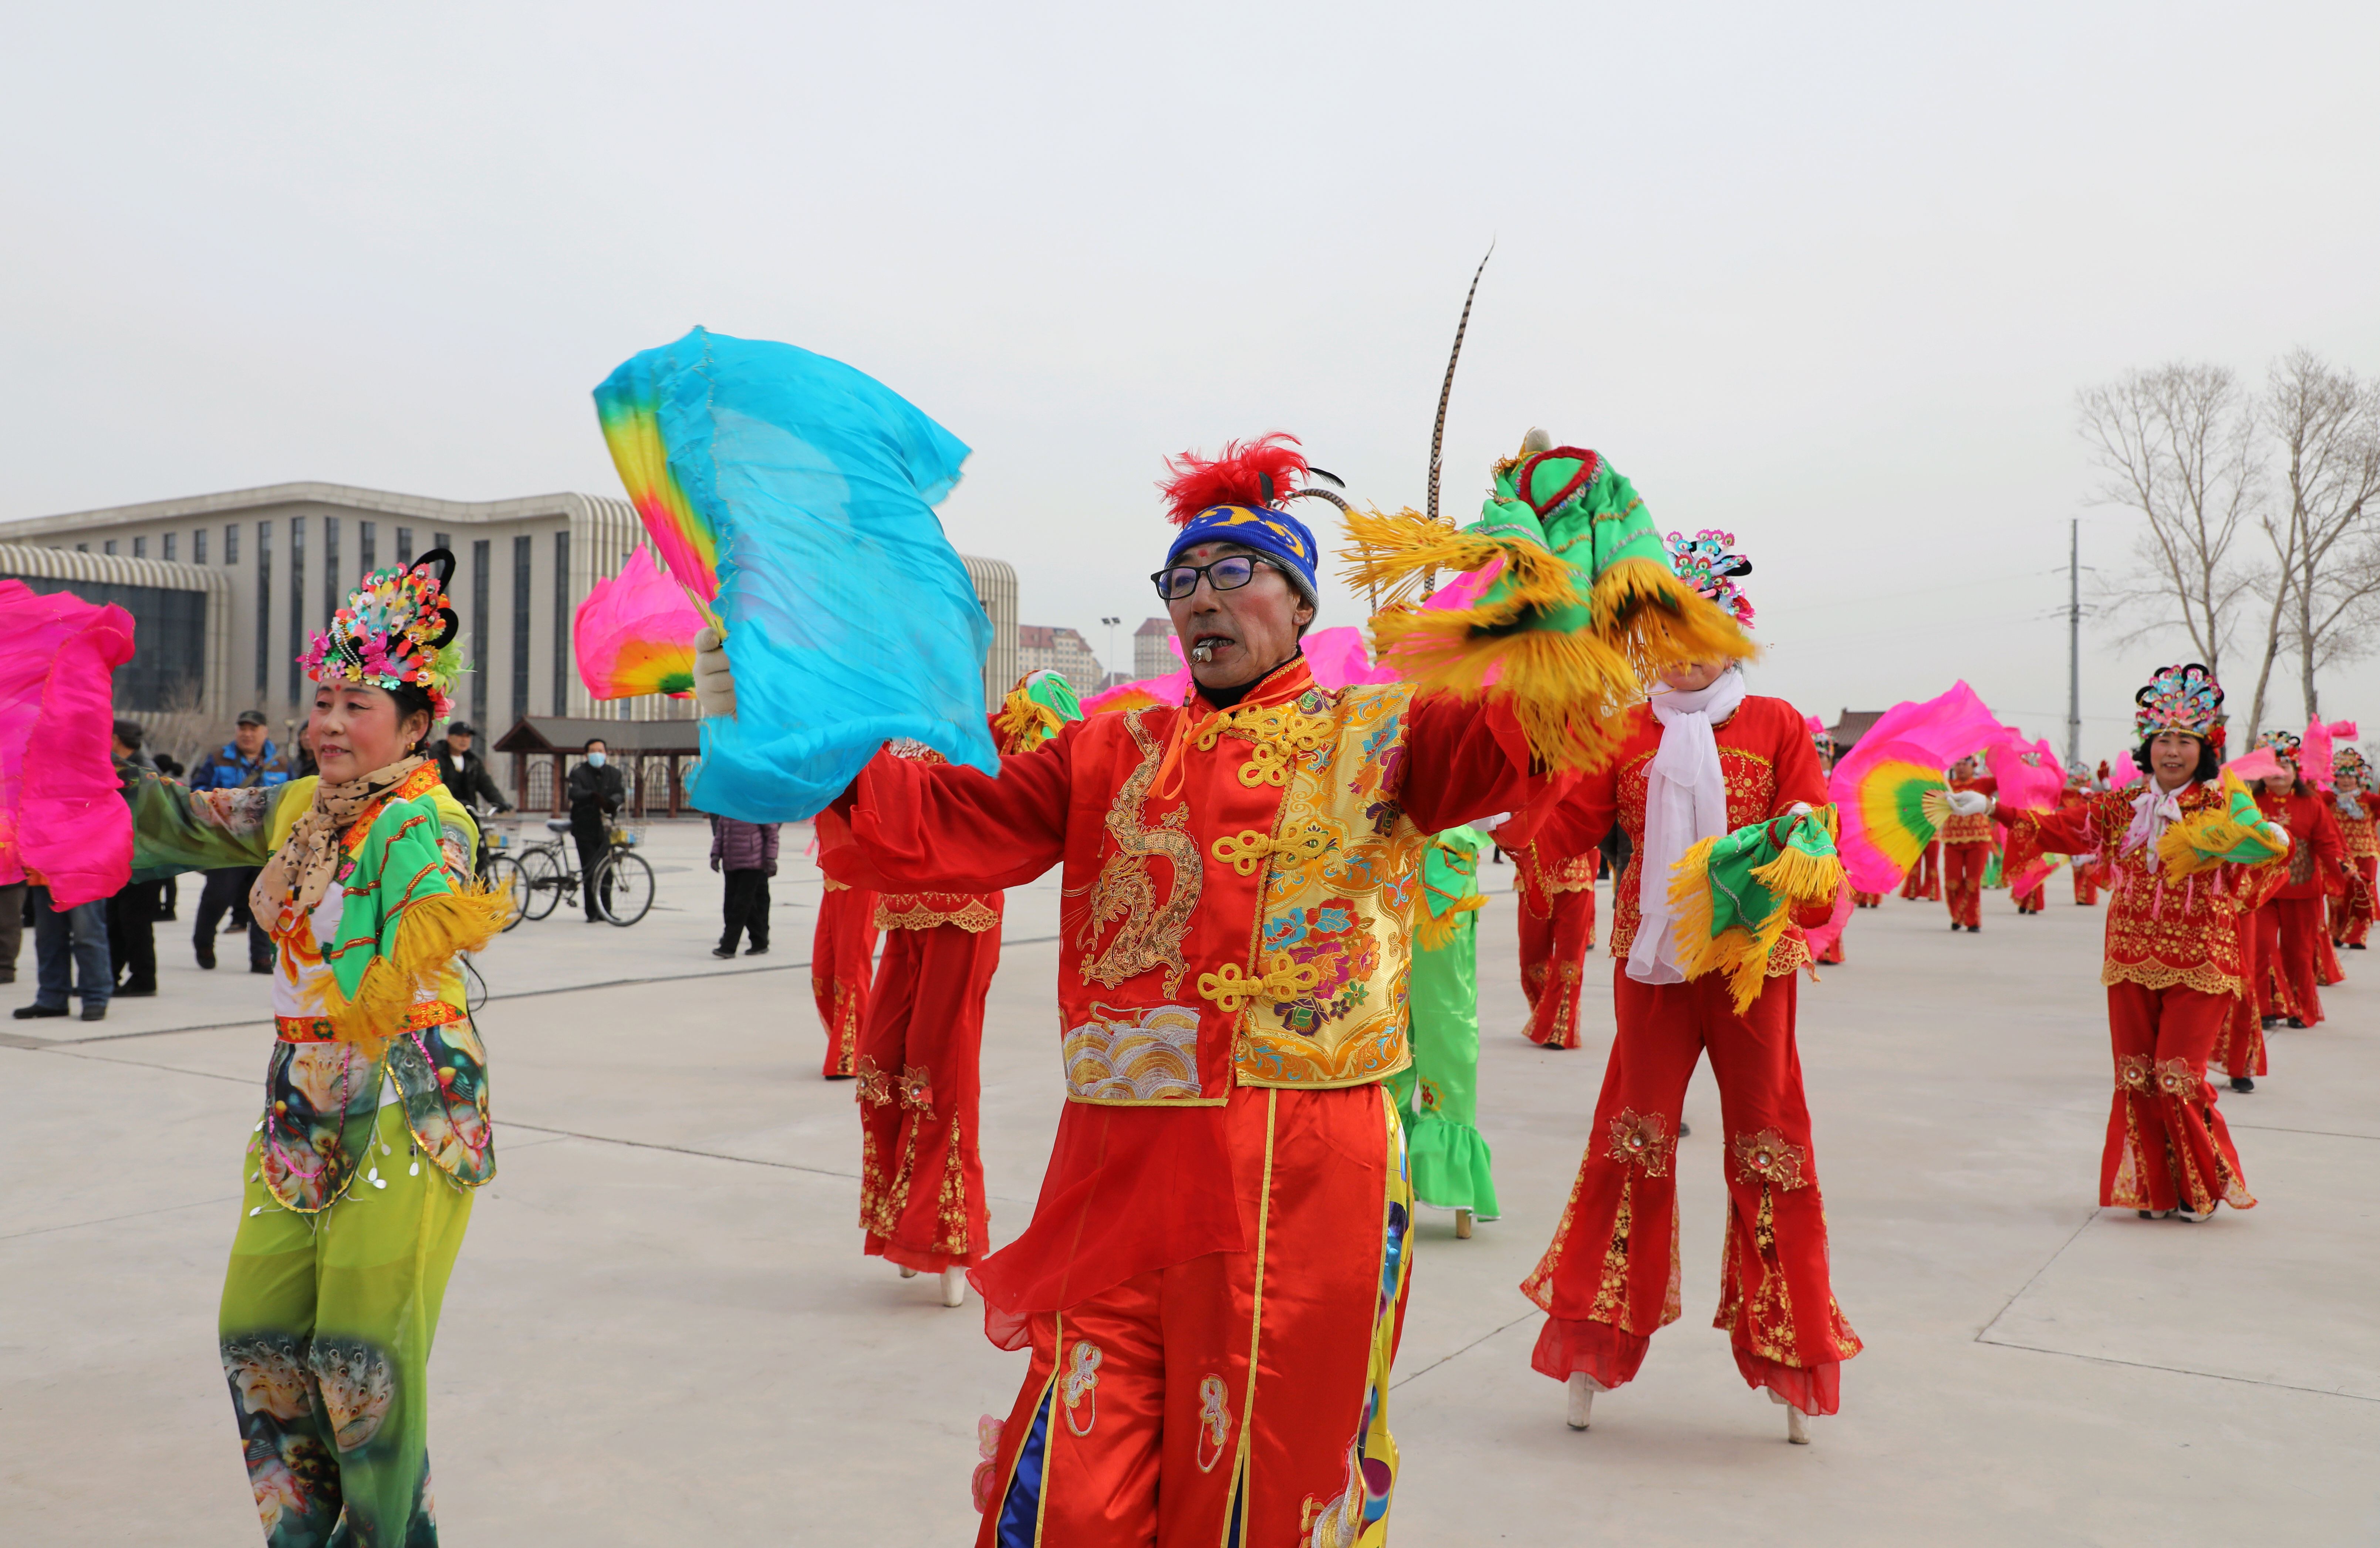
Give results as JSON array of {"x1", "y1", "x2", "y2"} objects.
[
  {"x1": 307, "y1": 881, "x2": 513, "y2": 1049},
  {"x1": 1748, "y1": 839, "x2": 1844, "y2": 909},
  {"x1": 1414, "y1": 893, "x2": 1487, "y2": 952},
  {"x1": 1584, "y1": 559, "x2": 1758, "y2": 680},
  {"x1": 1341, "y1": 506, "x2": 1581, "y2": 618},
  {"x1": 995, "y1": 686, "x2": 1063, "y2": 751}
]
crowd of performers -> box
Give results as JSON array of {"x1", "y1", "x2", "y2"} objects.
[{"x1": 119, "y1": 413, "x2": 2370, "y2": 1545}]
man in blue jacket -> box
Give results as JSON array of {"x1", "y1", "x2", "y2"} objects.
[{"x1": 186, "y1": 710, "x2": 291, "y2": 972}]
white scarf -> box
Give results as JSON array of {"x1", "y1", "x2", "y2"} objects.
[
  {"x1": 1628, "y1": 670, "x2": 1748, "y2": 985},
  {"x1": 2123, "y1": 779, "x2": 2193, "y2": 872}
]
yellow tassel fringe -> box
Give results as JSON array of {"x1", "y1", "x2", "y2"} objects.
[
  {"x1": 994, "y1": 686, "x2": 1064, "y2": 751},
  {"x1": 308, "y1": 881, "x2": 514, "y2": 1050},
  {"x1": 1665, "y1": 831, "x2": 1842, "y2": 1015},
  {"x1": 1414, "y1": 893, "x2": 1487, "y2": 951},
  {"x1": 1340, "y1": 509, "x2": 1756, "y2": 772}
]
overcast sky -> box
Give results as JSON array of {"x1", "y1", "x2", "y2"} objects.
[{"x1": 8, "y1": 2, "x2": 2378, "y2": 759}]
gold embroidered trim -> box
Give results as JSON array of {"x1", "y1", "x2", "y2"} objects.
[
  {"x1": 875, "y1": 898, "x2": 1000, "y2": 933},
  {"x1": 1194, "y1": 703, "x2": 1336, "y2": 788},
  {"x1": 1606, "y1": 1108, "x2": 1676, "y2": 1177},
  {"x1": 1729, "y1": 1128, "x2": 1809, "y2": 1192},
  {"x1": 2100, "y1": 959, "x2": 2241, "y2": 998},
  {"x1": 1197, "y1": 954, "x2": 1323, "y2": 1014},
  {"x1": 1078, "y1": 711, "x2": 1201, "y2": 996}
]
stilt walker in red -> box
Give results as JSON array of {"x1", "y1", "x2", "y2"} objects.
[
  {"x1": 1516, "y1": 531, "x2": 1860, "y2": 1446},
  {"x1": 2248, "y1": 731, "x2": 2351, "y2": 1028},
  {"x1": 811, "y1": 869, "x2": 879, "y2": 1078},
  {"x1": 1514, "y1": 822, "x2": 1598, "y2": 1048},
  {"x1": 1990, "y1": 663, "x2": 2288, "y2": 1219},
  {"x1": 1941, "y1": 756, "x2": 1995, "y2": 930},
  {"x1": 855, "y1": 673, "x2": 1083, "y2": 1308}
]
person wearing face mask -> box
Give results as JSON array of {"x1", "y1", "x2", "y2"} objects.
[
  {"x1": 1990, "y1": 664, "x2": 2292, "y2": 1217},
  {"x1": 730, "y1": 431, "x2": 1749, "y2": 1544},
  {"x1": 114, "y1": 551, "x2": 508, "y2": 1547},
  {"x1": 1499, "y1": 530, "x2": 1857, "y2": 1445},
  {"x1": 566, "y1": 738, "x2": 627, "y2": 921}
]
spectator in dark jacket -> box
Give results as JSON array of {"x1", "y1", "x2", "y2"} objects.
[
  {"x1": 433, "y1": 721, "x2": 513, "y2": 814},
  {"x1": 106, "y1": 720, "x2": 162, "y2": 997},
  {"x1": 186, "y1": 710, "x2": 289, "y2": 973},
  {"x1": 710, "y1": 814, "x2": 781, "y2": 958},
  {"x1": 567, "y1": 740, "x2": 628, "y2": 921}
]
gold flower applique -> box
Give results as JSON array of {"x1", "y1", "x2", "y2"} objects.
[{"x1": 1729, "y1": 1128, "x2": 1809, "y2": 1192}]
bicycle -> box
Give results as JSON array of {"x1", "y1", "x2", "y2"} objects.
[
  {"x1": 469, "y1": 807, "x2": 533, "y2": 932},
  {"x1": 511, "y1": 817, "x2": 656, "y2": 926}
]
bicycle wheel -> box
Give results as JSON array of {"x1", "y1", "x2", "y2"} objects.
[
  {"x1": 518, "y1": 847, "x2": 564, "y2": 920},
  {"x1": 596, "y1": 849, "x2": 655, "y2": 926},
  {"x1": 483, "y1": 855, "x2": 529, "y2": 932}
]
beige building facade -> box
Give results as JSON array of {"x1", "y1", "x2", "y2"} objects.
[{"x1": 0, "y1": 482, "x2": 1020, "y2": 746}]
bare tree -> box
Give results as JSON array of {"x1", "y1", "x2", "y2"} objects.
[
  {"x1": 2077, "y1": 363, "x2": 2266, "y2": 682},
  {"x1": 2260, "y1": 349, "x2": 2380, "y2": 727}
]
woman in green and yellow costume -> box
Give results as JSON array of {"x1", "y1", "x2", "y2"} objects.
[
  {"x1": 1386, "y1": 823, "x2": 1501, "y2": 1234},
  {"x1": 123, "y1": 550, "x2": 507, "y2": 1547}
]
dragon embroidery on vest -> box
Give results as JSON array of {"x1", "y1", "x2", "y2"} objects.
[{"x1": 1079, "y1": 711, "x2": 1201, "y2": 995}]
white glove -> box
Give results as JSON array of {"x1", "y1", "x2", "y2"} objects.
[
  {"x1": 693, "y1": 625, "x2": 736, "y2": 719},
  {"x1": 1946, "y1": 790, "x2": 1990, "y2": 817}
]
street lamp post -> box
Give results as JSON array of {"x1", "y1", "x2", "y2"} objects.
[{"x1": 1101, "y1": 616, "x2": 1121, "y2": 689}]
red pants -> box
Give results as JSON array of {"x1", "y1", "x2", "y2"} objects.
[
  {"x1": 2014, "y1": 879, "x2": 2046, "y2": 914},
  {"x1": 976, "y1": 1086, "x2": 1410, "y2": 1548},
  {"x1": 1520, "y1": 886, "x2": 1597, "y2": 1049},
  {"x1": 2211, "y1": 989, "x2": 2266, "y2": 1078},
  {"x1": 1522, "y1": 967, "x2": 1860, "y2": 1416},
  {"x1": 1899, "y1": 844, "x2": 1940, "y2": 901},
  {"x1": 2261, "y1": 897, "x2": 2325, "y2": 1024},
  {"x1": 2072, "y1": 861, "x2": 2101, "y2": 906},
  {"x1": 1943, "y1": 843, "x2": 1989, "y2": 928},
  {"x1": 812, "y1": 882, "x2": 879, "y2": 1078},
  {"x1": 857, "y1": 915, "x2": 1000, "y2": 1272},
  {"x1": 2337, "y1": 856, "x2": 2377, "y2": 946},
  {"x1": 2102, "y1": 982, "x2": 2255, "y2": 1214}
]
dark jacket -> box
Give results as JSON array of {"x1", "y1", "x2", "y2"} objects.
[
  {"x1": 435, "y1": 744, "x2": 512, "y2": 812},
  {"x1": 709, "y1": 816, "x2": 781, "y2": 875},
  {"x1": 189, "y1": 740, "x2": 293, "y2": 792},
  {"x1": 567, "y1": 759, "x2": 627, "y2": 834}
]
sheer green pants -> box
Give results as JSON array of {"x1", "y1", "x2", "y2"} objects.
[
  {"x1": 219, "y1": 1102, "x2": 472, "y2": 1547},
  {"x1": 1387, "y1": 914, "x2": 1501, "y2": 1217}
]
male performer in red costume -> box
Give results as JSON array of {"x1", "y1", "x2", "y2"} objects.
[
  {"x1": 1513, "y1": 532, "x2": 1857, "y2": 1446},
  {"x1": 1940, "y1": 756, "x2": 1996, "y2": 930},
  {"x1": 1514, "y1": 827, "x2": 1597, "y2": 1048},
  {"x1": 2250, "y1": 732, "x2": 2349, "y2": 1028},
  {"x1": 1991, "y1": 664, "x2": 2287, "y2": 1219},
  {"x1": 2333, "y1": 748, "x2": 2377, "y2": 950},
  {"x1": 811, "y1": 868, "x2": 878, "y2": 1078},
  {"x1": 734, "y1": 435, "x2": 1747, "y2": 1543}
]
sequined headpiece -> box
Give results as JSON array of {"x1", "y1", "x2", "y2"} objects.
[
  {"x1": 2133, "y1": 662, "x2": 2223, "y2": 746},
  {"x1": 2255, "y1": 728, "x2": 2302, "y2": 764},
  {"x1": 299, "y1": 550, "x2": 465, "y2": 720},
  {"x1": 1667, "y1": 530, "x2": 1754, "y2": 629},
  {"x1": 2336, "y1": 747, "x2": 2370, "y2": 785}
]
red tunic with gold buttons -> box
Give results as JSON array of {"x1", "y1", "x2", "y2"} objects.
[{"x1": 821, "y1": 655, "x2": 1550, "y2": 1547}]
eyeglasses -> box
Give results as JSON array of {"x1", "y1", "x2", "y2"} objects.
[{"x1": 1151, "y1": 553, "x2": 1275, "y2": 602}]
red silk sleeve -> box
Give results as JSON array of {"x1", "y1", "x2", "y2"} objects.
[
  {"x1": 1398, "y1": 691, "x2": 1557, "y2": 834},
  {"x1": 821, "y1": 726, "x2": 1075, "y2": 893}
]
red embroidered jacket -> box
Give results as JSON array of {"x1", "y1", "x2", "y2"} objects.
[
  {"x1": 2255, "y1": 788, "x2": 2346, "y2": 903},
  {"x1": 1940, "y1": 776, "x2": 1998, "y2": 847},
  {"x1": 1998, "y1": 783, "x2": 2286, "y2": 997},
  {"x1": 1502, "y1": 694, "x2": 1830, "y2": 972}
]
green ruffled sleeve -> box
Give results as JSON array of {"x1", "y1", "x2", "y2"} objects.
[{"x1": 122, "y1": 768, "x2": 317, "y2": 876}]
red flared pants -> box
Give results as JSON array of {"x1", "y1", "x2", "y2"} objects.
[
  {"x1": 1942, "y1": 842, "x2": 1989, "y2": 929},
  {"x1": 812, "y1": 881, "x2": 879, "y2": 1078},
  {"x1": 1522, "y1": 967, "x2": 1860, "y2": 1416},
  {"x1": 856, "y1": 914, "x2": 1000, "y2": 1272},
  {"x1": 1519, "y1": 886, "x2": 1597, "y2": 1049},
  {"x1": 2258, "y1": 898, "x2": 2325, "y2": 1024},
  {"x1": 1899, "y1": 843, "x2": 1940, "y2": 901},
  {"x1": 976, "y1": 1086, "x2": 1409, "y2": 1548},
  {"x1": 2102, "y1": 981, "x2": 2255, "y2": 1214}
]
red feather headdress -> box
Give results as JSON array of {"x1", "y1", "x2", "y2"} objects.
[{"x1": 1158, "y1": 433, "x2": 1309, "y2": 524}]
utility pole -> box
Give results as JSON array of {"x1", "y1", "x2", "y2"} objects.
[{"x1": 2067, "y1": 519, "x2": 2082, "y2": 770}]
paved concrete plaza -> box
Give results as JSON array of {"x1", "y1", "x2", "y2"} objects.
[{"x1": 5, "y1": 818, "x2": 2377, "y2": 1545}]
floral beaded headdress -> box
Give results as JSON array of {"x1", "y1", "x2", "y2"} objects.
[
  {"x1": 2133, "y1": 662, "x2": 2223, "y2": 747},
  {"x1": 1667, "y1": 530, "x2": 1755, "y2": 629},
  {"x1": 2255, "y1": 728, "x2": 2302, "y2": 762},
  {"x1": 2337, "y1": 746, "x2": 2371, "y2": 784},
  {"x1": 299, "y1": 550, "x2": 465, "y2": 720}
]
